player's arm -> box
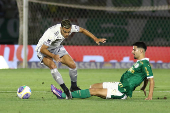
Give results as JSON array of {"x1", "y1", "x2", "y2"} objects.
[
  {"x1": 140, "y1": 78, "x2": 148, "y2": 96},
  {"x1": 40, "y1": 44, "x2": 60, "y2": 62},
  {"x1": 79, "y1": 27, "x2": 106, "y2": 45},
  {"x1": 145, "y1": 77, "x2": 154, "y2": 100},
  {"x1": 141, "y1": 63, "x2": 154, "y2": 100}
]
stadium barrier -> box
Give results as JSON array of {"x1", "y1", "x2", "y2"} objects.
[{"x1": 0, "y1": 45, "x2": 170, "y2": 69}]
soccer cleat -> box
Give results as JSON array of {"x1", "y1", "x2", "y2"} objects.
[
  {"x1": 65, "y1": 91, "x2": 72, "y2": 99},
  {"x1": 51, "y1": 84, "x2": 64, "y2": 99},
  {"x1": 70, "y1": 86, "x2": 81, "y2": 92},
  {"x1": 121, "y1": 95, "x2": 127, "y2": 100},
  {"x1": 64, "y1": 89, "x2": 72, "y2": 100}
]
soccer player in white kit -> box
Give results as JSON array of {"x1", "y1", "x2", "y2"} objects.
[{"x1": 35, "y1": 19, "x2": 106, "y2": 99}]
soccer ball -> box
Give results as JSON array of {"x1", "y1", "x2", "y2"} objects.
[{"x1": 17, "y1": 85, "x2": 31, "y2": 99}]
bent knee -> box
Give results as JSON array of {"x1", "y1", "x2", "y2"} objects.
[
  {"x1": 48, "y1": 62, "x2": 57, "y2": 69},
  {"x1": 69, "y1": 62, "x2": 76, "y2": 69}
]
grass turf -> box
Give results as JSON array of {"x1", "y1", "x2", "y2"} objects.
[{"x1": 0, "y1": 69, "x2": 170, "y2": 113}]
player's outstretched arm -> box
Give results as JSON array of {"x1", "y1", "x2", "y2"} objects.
[
  {"x1": 79, "y1": 27, "x2": 106, "y2": 45},
  {"x1": 145, "y1": 78, "x2": 154, "y2": 100}
]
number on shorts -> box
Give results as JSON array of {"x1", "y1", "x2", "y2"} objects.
[{"x1": 119, "y1": 82, "x2": 123, "y2": 88}]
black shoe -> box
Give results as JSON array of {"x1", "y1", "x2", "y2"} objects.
[
  {"x1": 64, "y1": 89, "x2": 72, "y2": 100},
  {"x1": 65, "y1": 91, "x2": 72, "y2": 99},
  {"x1": 70, "y1": 86, "x2": 81, "y2": 92}
]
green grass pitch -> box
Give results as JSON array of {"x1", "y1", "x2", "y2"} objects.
[{"x1": 0, "y1": 68, "x2": 170, "y2": 113}]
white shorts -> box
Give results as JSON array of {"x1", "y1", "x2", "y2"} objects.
[
  {"x1": 103, "y1": 82, "x2": 127, "y2": 99},
  {"x1": 37, "y1": 45, "x2": 68, "y2": 64}
]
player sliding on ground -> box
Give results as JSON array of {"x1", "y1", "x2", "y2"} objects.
[
  {"x1": 36, "y1": 19, "x2": 106, "y2": 99},
  {"x1": 51, "y1": 42, "x2": 154, "y2": 100}
]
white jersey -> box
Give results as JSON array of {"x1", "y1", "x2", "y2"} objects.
[{"x1": 35, "y1": 24, "x2": 80, "y2": 52}]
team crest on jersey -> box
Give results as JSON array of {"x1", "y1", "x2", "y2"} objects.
[{"x1": 47, "y1": 39, "x2": 51, "y2": 43}]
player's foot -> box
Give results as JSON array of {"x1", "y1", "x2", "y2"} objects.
[
  {"x1": 51, "y1": 84, "x2": 64, "y2": 99},
  {"x1": 64, "y1": 89, "x2": 72, "y2": 99},
  {"x1": 70, "y1": 86, "x2": 81, "y2": 92}
]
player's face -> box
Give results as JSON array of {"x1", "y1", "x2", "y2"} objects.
[
  {"x1": 132, "y1": 46, "x2": 141, "y2": 59},
  {"x1": 61, "y1": 27, "x2": 71, "y2": 38}
]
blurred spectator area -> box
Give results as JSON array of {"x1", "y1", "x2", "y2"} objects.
[
  {"x1": 0, "y1": 0, "x2": 18, "y2": 18},
  {"x1": 0, "y1": 0, "x2": 18, "y2": 44}
]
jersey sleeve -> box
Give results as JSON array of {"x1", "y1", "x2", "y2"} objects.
[
  {"x1": 43, "y1": 30, "x2": 56, "y2": 46},
  {"x1": 142, "y1": 62, "x2": 153, "y2": 79},
  {"x1": 71, "y1": 25, "x2": 80, "y2": 32}
]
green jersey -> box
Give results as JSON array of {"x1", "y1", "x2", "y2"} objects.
[{"x1": 119, "y1": 58, "x2": 153, "y2": 97}]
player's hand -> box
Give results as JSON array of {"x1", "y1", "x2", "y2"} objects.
[
  {"x1": 95, "y1": 38, "x2": 106, "y2": 45},
  {"x1": 145, "y1": 97, "x2": 152, "y2": 100},
  {"x1": 53, "y1": 54, "x2": 61, "y2": 62}
]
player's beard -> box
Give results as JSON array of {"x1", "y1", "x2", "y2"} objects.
[
  {"x1": 133, "y1": 54, "x2": 137, "y2": 59},
  {"x1": 64, "y1": 36, "x2": 68, "y2": 38},
  {"x1": 65, "y1": 35, "x2": 69, "y2": 38}
]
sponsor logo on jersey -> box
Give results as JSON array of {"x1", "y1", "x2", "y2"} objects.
[
  {"x1": 134, "y1": 63, "x2": 139, "y2": 68},
  {"x1": 54, "y1": 31, "x2": 59, "y2": 36}
]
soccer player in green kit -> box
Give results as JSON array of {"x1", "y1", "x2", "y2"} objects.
[{"x1": 51, "y1": 42, "x2": 154, "y2": 100}]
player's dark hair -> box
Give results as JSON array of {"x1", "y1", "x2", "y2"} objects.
[
  {"x1": 133, "y1": 42, "x2": 147, "y2": 51},
  {"x1": 61, "y1": 19, "x2": 72, "y2": 29}
]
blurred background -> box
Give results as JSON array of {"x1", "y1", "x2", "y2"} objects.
[
  {"x1": 0, "y1": 0, "x2": 170, "y2": 69},
  {"x1": 0, "y1": 0, "x2": 18, "y2": 44}
]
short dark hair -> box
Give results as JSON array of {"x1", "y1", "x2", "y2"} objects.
[
  {"x1": 133, "y1": 42, "x2": 147, "y2": 51},
  {"x1": 61, "y1": 19, "x2": 72, "y2": 29}
]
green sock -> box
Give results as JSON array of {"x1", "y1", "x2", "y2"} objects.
[
  {"x1": 61, "y1": 89, "x2": 91, "y2": 99},
  {"x1": 62, "y1": 93, "x2": 66, "y2": 98}
]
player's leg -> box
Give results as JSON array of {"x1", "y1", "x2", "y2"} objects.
[
  {"x1": 90, "y1": 83, "x2": 127, "y2": 99},
  {"x1": 60, "y1": 54, "x2": 81, "y2": 91},
  {"x1": 70, "y1": 88, "x2": 107, "y2": 99},
  {"x1": 90, "y1": 83, "x2": 103, "y2": 88},
  {"x1": 60, "y1": 54, "x2": 76, "y2": 69},
  {"x1": 58, "y1": 82, "x2": 127, "y2": 99},
  {"x1": 59, "y1": 88, "x2": 107, "y2": 99},
  {"x1": 42, "y1": 56, "x2": 71, "y2": 99},
  {"x1": 42, "y1": 56, "x2": 56, "y2": 69},
  {"x1": 90, "y1": 82, "x2": 127, "y2": 99},
  {"x1": 89, "y1": 88, "x2": 107, "y2": 98},
  {"x1": 102, "y1": 82, "x2": 127, "y2": 99}
]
